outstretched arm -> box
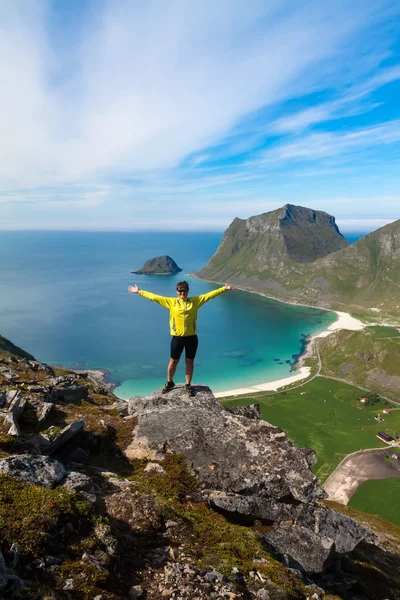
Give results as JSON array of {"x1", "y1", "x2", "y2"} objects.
[
  {"x1": 128, "y1": 285, "x2": 173, "y2": 308},
  {"x1": 194, "y1": 283, "x2": 235, "y2": 308}
]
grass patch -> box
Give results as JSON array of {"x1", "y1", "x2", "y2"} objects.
[
  {"x1": 0, "y1": 474, "x2": 91, "y2": 557},
  {"x1": 224, "y1": 377, "x2": 400, "y2": 482},
  {"x1": 348, "y1": 478, "x2": 400, "y2": 527}
]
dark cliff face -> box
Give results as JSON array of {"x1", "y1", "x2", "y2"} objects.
[{"x1": 278, "y1": 204, "x2": 348, "y2": 263}]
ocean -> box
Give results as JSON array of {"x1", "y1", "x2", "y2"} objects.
[{"x1": 0, "y1": 230, "x2": 362, "y2": 397}]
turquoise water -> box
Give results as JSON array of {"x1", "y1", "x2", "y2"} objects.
[{"x1": 0, "y1": 231, "x2": 337, "y2": 397}]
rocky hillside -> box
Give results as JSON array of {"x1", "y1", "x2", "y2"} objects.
[
  {"x1": 133, "y1": 256, "x2": 182, "y2": 275},
  {"x1": 1, "y1": 335, "x2": 400, "y2": 599},
  {"x1": 196, "y1": 205, "x2": 400, "y2": 314}
]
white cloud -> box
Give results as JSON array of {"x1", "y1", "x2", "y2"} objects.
[
  {"x1": 270, "y1": 64, "x2": 400, "y2": 134},
  {"x1": 337, "y1": 217, "x2": 397, "y2": 231},
  {"x1": 264, "y1": 120, "x2": 400, "y2": 162},
  {"x1": 0, "y1": 0, "x2": 396, "y2": 192}
]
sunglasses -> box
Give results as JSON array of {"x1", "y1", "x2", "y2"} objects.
[{"x1": 177, "y1": 288, "x2": 188, "y2": 293}]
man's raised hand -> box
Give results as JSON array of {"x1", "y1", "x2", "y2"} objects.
[{"x1": 128, "y1": 284, "x2": 140, "y2": 294}]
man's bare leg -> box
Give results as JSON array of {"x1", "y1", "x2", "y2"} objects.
[
  {"x1": 167, "y1": 358, "x2": 179, "y2": 382},
  {"x1": 185, "y1": 358, "x2": 194, "y2": 384}
]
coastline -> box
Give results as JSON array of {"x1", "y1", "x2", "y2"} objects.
[{"x1": 213, "y1": 309, "x2": 365, "y2": 399}]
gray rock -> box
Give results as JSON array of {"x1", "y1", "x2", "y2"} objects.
[
  {"x1": 1, "y1": 391, "x2": 25, "y2": 435},
  {"x1": 94, "y1": 522, "x2": 118, "y2": 556},
  {"x1": 113, "y1": 398, "x2": 130, "y2": 416},
  {"x1": 125, "y1": 385, "x2": 322, "y2": 503},
  {"x1": 2, "y1": 371, "x2": 19, "y2": 382},
  {"x1": 0, "y1": 455, "x2": 66, "y2": 488},
  {"x1": 37, "y1": 402, "x2": 54, "y2": 426},
  {"x1": 44, "y1": 419, "x2": 85, "y2": 455},
  {"x1": 144, "y1": 462, "x2": 166, "y2": 474},
  {"x1": 4, "y1": 413, "x2": 20, "y2": 437},
  {"x1": 48, "y1": 382, "x2": 88, "y2": 404},
  {"x1": 262, "y1": 524, "x2": 334, "y2": 573},
  {"x1": 129, "y1": 585, "x2": 144, "y2": 599},
  {"x1": 62, "y1": 471, "x2": 94, "y2": 493},
  {"x1": 28, "y1": 385, "x2": 50, "y2": 393},
  {"x1": 204, "y1": 569, "x2": 224, "y2": 582},
  {"x1": 0, "y1": 390, "x2": 21, "y2": 410},
  {"x1": 260, "y1": 504, "x2": 367, "y2": 573},
  {"x1": 227, "y1": 403, "x2": 261, "y2": 420},
  {"x1": 82, "y1": 551, "x2": 106, "y2": 572},
  {"x1": 124, "y1": 385, "x2": 367, "y2": 573},
  {"x1": 63, "y1": 578, "x2": 74, "y2": 590}
]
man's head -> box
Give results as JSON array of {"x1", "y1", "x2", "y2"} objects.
[{"x1": 176, "y1": 280, "x2": 189, "y2": 297}]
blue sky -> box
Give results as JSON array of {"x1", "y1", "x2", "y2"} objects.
[{"x1": 0, "y1": 0, "x2": 399, "y2": 232}]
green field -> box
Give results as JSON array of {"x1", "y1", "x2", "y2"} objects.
[
  {"x1": 349, "y1": 478, "x2": 400, "y2": 527},
  {"x1": 223, "y1": 377, "x2": 400, "y2": 483}
]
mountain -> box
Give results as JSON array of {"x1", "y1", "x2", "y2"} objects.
[
  {"x1": 133, "y1": 255, "x2": 182, "y2": 275},
  {"x1": 196, "y1": 205, "x2": 400, "y2": 314}
]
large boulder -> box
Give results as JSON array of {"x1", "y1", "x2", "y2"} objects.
[
  {"x1": 125, "y1": 385, "x2": 367, "y2": 573},
  {"x1": 0, "y1": 455, "x2": 66, "y2": 488}
]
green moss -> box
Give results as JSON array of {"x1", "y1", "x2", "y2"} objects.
[
  {"x1": 58, "y1": 560, "x2": 109, "y2": 599},
  {"x1": 133, "y1": 454, "x2": 197, "y2": 501},
  {"x1": 0, "y1": 474, "x2": 91, "y2": 557},
  {"x1": 41, "y1": 426, "x2": 62, "y2": 439}
]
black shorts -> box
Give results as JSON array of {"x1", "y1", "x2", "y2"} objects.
[{"x1": 170, "y1": 335, "x2": 198, "y2": 360}]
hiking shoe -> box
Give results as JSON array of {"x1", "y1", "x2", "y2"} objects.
[
  {"x1": 162, "y1": 381, "x2": 175, "y2": 394},
  {"x1": 184, "y1": 383, "x2": 193, "y2": 397}
]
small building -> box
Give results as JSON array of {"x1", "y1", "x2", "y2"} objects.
[
  {"x1": 377, "y1": 431, "x2": 395, "y2": 444},
  {"x1": 360, "y1": 397, "x2": 367, "y2": 403},
  {"x1": 391, "y1": 453, "x2": 399, "y2": 460},
  {"x1": 383, "y1": 408, "x2": 390, "y2": 415}
]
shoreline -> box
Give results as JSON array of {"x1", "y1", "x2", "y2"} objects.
[
  {"x1": 189, "y1": 272, "x2": 339, "y2": 314},
  {"x1": 212, "y1": 307, "x2": 365, "y2": 399}
]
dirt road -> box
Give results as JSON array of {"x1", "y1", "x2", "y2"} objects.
[{"x1": 323, "y1": 448, "x2": 400, "y2": 504}]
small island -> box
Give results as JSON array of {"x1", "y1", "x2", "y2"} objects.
[{"x1": 132, "y1": 255, "x2": 182, "y2": 275}]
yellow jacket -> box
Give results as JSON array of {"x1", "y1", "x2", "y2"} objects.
[{"x1": 139, "y1": 287, "x2": 226, "y2": 336}]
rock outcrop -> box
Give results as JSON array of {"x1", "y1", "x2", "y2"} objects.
[
  {"x1": 133, "y1": 255, "x2": 182, "y2": 275},
  {"x1": 1, "y1": 343, "x2": 400, "y2": 599},
  {"x1": 125, "y1": 385, "x2": 367, "y2": 573}
]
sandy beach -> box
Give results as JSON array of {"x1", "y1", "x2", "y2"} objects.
[{"x1": 214, "y1": 310, "x2": 365, "y2": 399}]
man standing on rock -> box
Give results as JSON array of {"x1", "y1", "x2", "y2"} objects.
[{"x1": 128, "y1": 280, "x2": 234, "y2": 396}]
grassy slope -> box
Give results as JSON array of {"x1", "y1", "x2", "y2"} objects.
[
  {"x1": 223, "y1": 377, "x2": 400, "y2": 483},
  {"x1": 348, "y1": 478, "x2": 400, "y2": 527},
  {"x1": 317, "y1": 326, "x2": 400, "y2": 399},
  {"x1": 0, "y1": 334, "x2": 35, "y2": 360}
]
